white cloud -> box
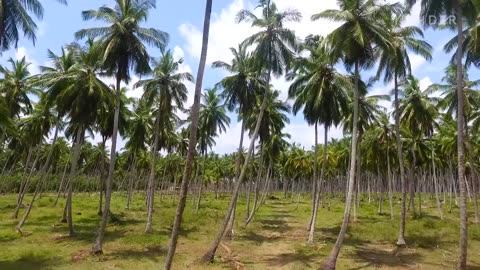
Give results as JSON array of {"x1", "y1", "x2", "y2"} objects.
[
  {"x1": 419, "y1": 76, "x2": 433, "y2": 91},
  {"x1": 410, "y1": 54, "x2": 427, "y2": 73},
  {"x1": 173, "y1": 45, "x2": 186, "y2": 61},
  {"x1": 214, "y1": 121, "x2": 252, "y2": 154},
  {"x1": 15, "y1": 47, "x2": 40, "y2": 74}
]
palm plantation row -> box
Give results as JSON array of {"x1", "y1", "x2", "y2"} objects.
[{"x1": 1, "y1": 0, "x2": 480, "y2": 269}]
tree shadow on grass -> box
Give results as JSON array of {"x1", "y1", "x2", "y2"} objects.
[
  {"x1": 107, "y1": 245, "x2": 167, "y2": 262},
  {"x1": 263, "y1": 251, "x2": 317, "y2": 268},
  {"x1": 407, "y1": 233, "x2": 455, "y2": 250},
  {"x1": 0, "y1": 254, "x2": 62, "y2": 270},
  {"x1": 353, "y1": 246, "x2": 422, "y2": 269},
  {"x1": 259, "y1": 218, "x2": 291, "y2": 233},
  {"x1": 239, "y1": 231, "x2": 280, "y2": 244}
]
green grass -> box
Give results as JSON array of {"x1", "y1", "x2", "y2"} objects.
[{"x1": 0, "y1": 192, "x2": 479, "y2": 269}]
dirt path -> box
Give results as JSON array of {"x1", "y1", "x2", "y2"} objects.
[{"x1": 223, "y1": 202, "x2": 319, "y2": 270}]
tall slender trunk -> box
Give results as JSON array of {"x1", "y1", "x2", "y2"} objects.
[
  {"x1": 194, "y1": 152, "x2": 207, "y2": 214},
  {"x1": 92, "y1": 75, "x2": 121, "y2": 253},
  {"x1": 455, "y1": 3, "x2": 467, "y2": 268},
  {"x1": 53, "y1": 165, "x2": 68, "y2": 207},
  {"x1": 431, "y1": 141, "x2": 443, "y2": 220},
  {"x1": 14, "y1": 146, "x2": 41, "y2": 219},
  {"x1": 395, "y1": 72, "x2": 407, "y2": 246},
  {"x1": 144, "y1": 107, "x2": 161, "y2": 234},
  {"x1": 66, "y1": 127, "x2": 84, "y2": 236},
  {"x1": 98, "y1": 137, "x2": 107, "y2": 216},
  {"x1": 465, "y1": 123, "x2": 479, "y2": 223},
  {"x1": 308, "y1": 125, "x2": 327, "y2": 244},
  {"x1": 307, "y1": 122, "x2": 319, "y2": 231},
  {"x1": 245, "y1": 179, "x2": 251, "y2": 220},
  {"x1": 164, "y1": 1, "x2": 212, "y2": 268},
  {"x1": 226, "y1": 120, "x2": 246, "y2": 237},
  {"x1": 17, "y1": 119, "x2": 60, "y2": 231},
  {"x1": 126, "y1": 153, "x2": 137, "y2": 209},
  {"x1": 245, "y1": 142, "x2": 264, "y2": 225},
  {"x1": 201, "y1": 56, "x2": 272, "y2": 264},
  {"x1": 14, "y1": 146, "x2": 33, "y2": 217},
  {"x1": 323, "y1": 61, "x2": 360, "y2": 270},
  {"x1": 387, "y1": 144, "x2": 394, "y2": 220}
]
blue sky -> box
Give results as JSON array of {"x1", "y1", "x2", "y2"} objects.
[{"x1": 0, "y1": 0, "x2": 470, "y2": 154}]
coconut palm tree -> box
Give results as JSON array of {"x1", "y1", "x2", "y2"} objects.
[
  {"x1": 213, "y1": 44, "x2": 265, "y2": 190},
  {"x1": 135, "y1": 49, "x2": 193, "y2": 234},
  {"x1": 405, "y1": 0, "x2": 478, "y2": 267},
  {"x1": 195, "y1": 88, "x2": 230, "y2": 213},
  {"x1": 244, "y1": 89, "x2": 290, "y2": 225},
  {"x1": 375, "y1": 10, "x2": 432, "y2": 245},
  {"x1": 0, "y1": 57, "x2": 39, "y2": 119},
  {"x1": 201, "y1": 0, "x2": 300, "y2": 262},
  {"x1": 312, "y1": 0, "x2": 397, "y2": 268},
  {"x1": 95, "y1": 86, "x2": 132, "y2": 215},
  {"x1": 288, "y1": 38, "x2": 351, "y2": 242},
  {"x1": 44, "y1": 40, "x2": 112, "y2": 237},
  {"x1": 15, "y1": 97, "x2": 63, "y2": 232},
  {"x1": 0, "y1": 0, "x2": 67, "y2": 51},
  {"x1": 398, "y1": 75, "x2": 440, "y2": 219},
  {"x1": 75, "y1": 0, "x2": 169, "y2": 253},
  {"x1": 165, "y1": 1, "x2": 212, "y2": 268},
  {"x1": 212, "y1": 45, "x2": 266, "y2": 232}
]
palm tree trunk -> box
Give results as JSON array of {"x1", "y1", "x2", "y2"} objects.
[
  {"x1": 164, "y1": 1, "x2": 212, "y2": 268},
  {"x1": 245, "y1": 178, "x2": 251, "y2": 220},
  {"x1": 394, "y1": 72, "x2": 407, "y2": 246},
  {"x1": 66, "y1": 127, "x2": 84, "y2": 236},
  {"x1": 464, "y1": 123, "x2": 479, "y2": 223},
  {"x1": 308, "y1": 124, "x2": 327, "y2": 243},
  {"x1": 245, "y1": 142, "x2": 264, "y2": 225},
  {"x1": 14, "y1": 146, "x2": 33, "y2": 217},
  {"x1": 53, "y1": 165, "x2": 68, "y2": 207},
  {"x1": 92, "y1": 75, "x2": 121, "y2": 253},
  {"x1": 455, "y1": 3, "x2": 468, "y2": 268},
  {"x1": 323, "y1": 61, "x2": 360, "y2": 270},
  {"x1": 16, "y1": 119, "x2": 60, "y2": 232},
  {"x1": 98, "y1": 137, "x2": 107, "y2": 216},
  {"x1": 126, "y1": 153, "x2": 137, "y2": 209},
  {"x1": 259, "y1": 163, "x2": 272, "y2": 205},
  {"x1": 307, "y1": 122, "x2": 319, "y2": 232},
  {"x1": 194, "y1": 152, "x2": 207, "y2": 214},
  {"x1": 200, "y1": 62, "x2": 272, "y2": 264},
  {"x1": 431, "y1": 141, "x2": 444, "y2": 220},
  {"x1": 13, "y1": 146, "x2": 42, "y2": 219},
  {"x1": 144, "y1": 108, "x2": 161, "y2": 234}
]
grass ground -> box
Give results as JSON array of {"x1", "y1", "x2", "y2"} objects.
[{"x1": 0, "y1": 191, "x2": 480, "y2": 269}]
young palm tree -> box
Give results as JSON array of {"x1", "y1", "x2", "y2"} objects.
[
  {"x1": 244, "y1": 89, "x2": 290, "y2": 226},
  {"x1": 135, "y1": 50, "x2": 193, "y2": 234},
  {"x1": 165, "y1": 1, "x2": 212, "y2": 268},
  {"x1": 124, "y1": 99, "x2": 152, "y2": 208},
  {"x1": 375, "y1": 10, "x2": 432, "y2": 245},
  {"x1": 398, "y1": 76, "x2": 440, "y2": 219},
  {"x1": 0, "y1": 0, "x2": 67, "y2": 51},
  {"x1": 201, "y1": 0, "x2": 300, "y2": 262},
  {"x1": 15, "y1": 97, "x2": 64, "y2": 232},
  {"x1": 195, "y1": 88, "x2": 230, "y2": 213},
  {"x1": 213, "y1": 45, "x2": 264, "y2": 185},
  {"x1": 212, "y1": 45, "x2": 265, "y2": 231},
  {"x1": 288, "y1": 38, "x2": 351, "y2": 242},
  {"x1": 312, "y1": 0, "x2": 396, "y2": 268},
  {"x1": 75, "y1": 0, "x2": 169, "y2": 254}
]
